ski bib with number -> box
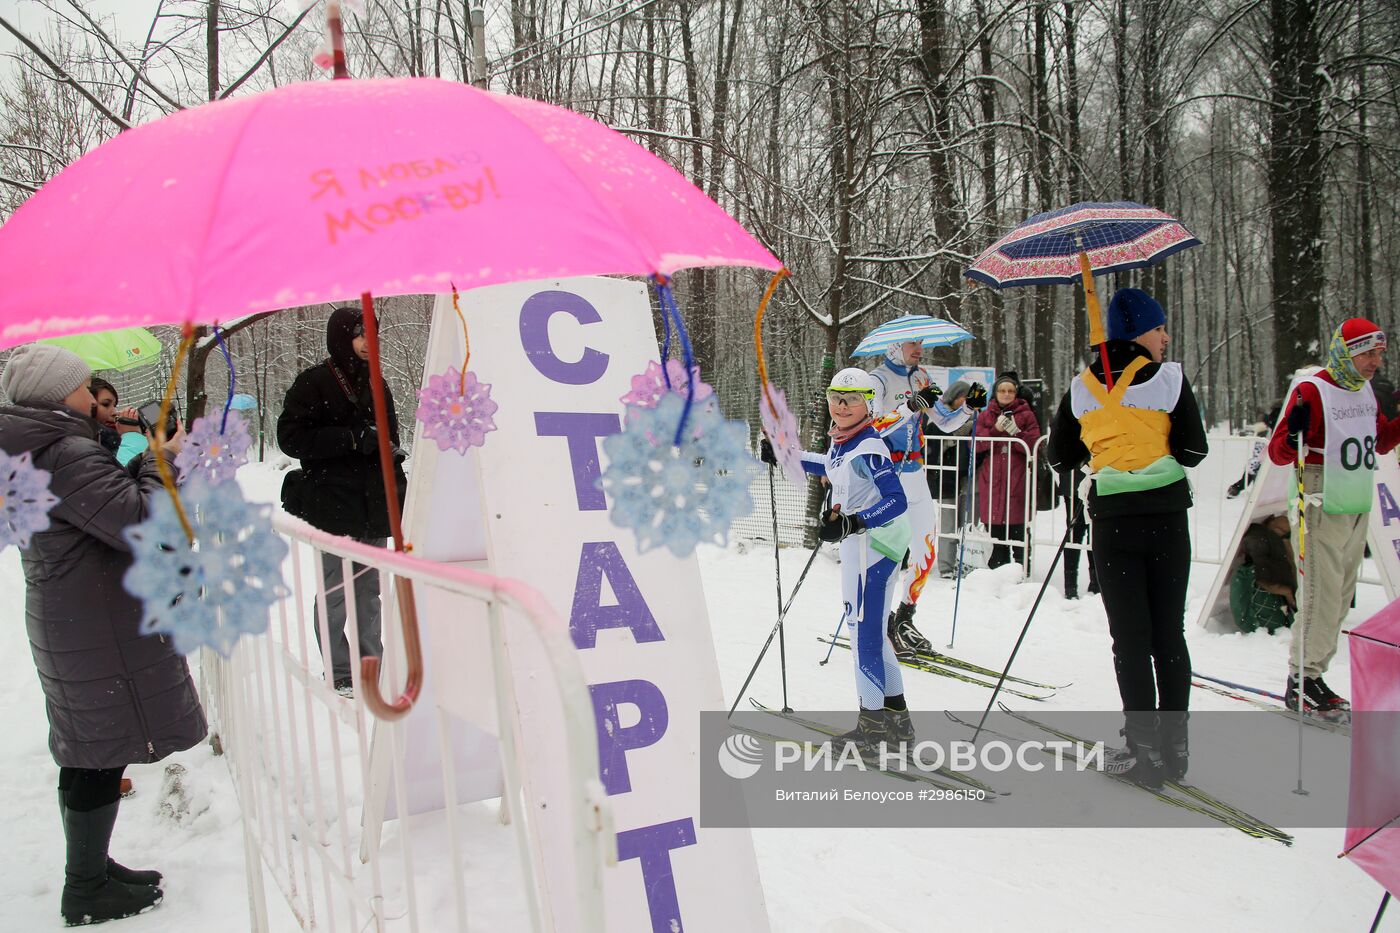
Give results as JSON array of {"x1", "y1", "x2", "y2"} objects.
[{"x1": 1302, "y1": 375, "x2": 1378, "y2": 515}]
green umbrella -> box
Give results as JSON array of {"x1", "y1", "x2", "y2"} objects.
[{"x1": 40, "y1": 327, "x2": 162, "y2": 372}]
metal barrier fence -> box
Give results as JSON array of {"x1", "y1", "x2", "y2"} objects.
[
  {"x1": 203, "y1": 514, "x2": 611, "y2": 932},
  {"x1": 735, "y1": 430, "x2": 1338, "y2": 584}
]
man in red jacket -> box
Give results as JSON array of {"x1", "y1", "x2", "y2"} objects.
[{"x1": 1268, "y1": 318, "x2": 1400, "y2": 715}]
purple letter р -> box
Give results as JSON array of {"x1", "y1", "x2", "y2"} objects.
[
  {"x1": 616, "y1": 818, "x2": 696, "y2": 933},
  {"x1": 519, "y1": 290, "x2": 610, "y2": 385},
  {"x1": 589, "y1": 679, "x2": 668, "y2": 796},
  {"x1": 570, "y1": 542, "x2": 664, "y2": 649},
  {"x1": 534, "y1": 412, "x2": 621, "y2": 511}
]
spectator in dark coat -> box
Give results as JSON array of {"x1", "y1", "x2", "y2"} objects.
[
  {"x1": 975, "y1": 372, "x2": 1041, "y2": 569},
  {"x1": 0, "y1": 343, "x2": 206, "y2": 926},
  {"x1": 277, "y1": 306, "x2": 406, "y2": 695}
]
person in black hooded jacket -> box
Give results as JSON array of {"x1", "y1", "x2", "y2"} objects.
[
  {"x1": 1047, "y1": 288, "x2": 1208, "y2": 790},
  {"x1": 278, "y1": 306, "x2": 407, "y2": 694}
]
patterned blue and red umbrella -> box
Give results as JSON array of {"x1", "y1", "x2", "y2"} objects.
[
  {"x1": 964, "y1": 201, "x2": 1201, "y2": 289},
  {"x1": 964, "y1": 200, "x2": 1201, "y2": 389}
]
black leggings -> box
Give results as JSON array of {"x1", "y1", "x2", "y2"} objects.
[
  {"x1": 58, "y1": 766, "x2": 127, "y2": 813},
  {"x1": 1091, "y1": 511, "x2": 1192, "y2": 713}
]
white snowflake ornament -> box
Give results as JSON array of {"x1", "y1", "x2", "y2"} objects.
[
  {"x1": 0, "y1": 450, "x2": 59, "y2": 548},
  {"x1": 175, "y1": 412, "x2": 253, "y2": 486},
  {"x1": 759, "y1": 386, "x2": 807, "y2": 487}
]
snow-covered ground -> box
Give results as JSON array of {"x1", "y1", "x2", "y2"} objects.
[{"x1": 0, "y1": 452, "x2": 1390, "y2": 931}]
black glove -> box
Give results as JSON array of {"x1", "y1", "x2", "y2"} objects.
[
  {"x1": 759, "y1": 438, "x2": 778, "y2": 465},
  {"x1": 907, "y1": 384, "x2": 943, "y2": 411},
  {"x1": 354, "y1": 423, "x2": 379, "y2": 455},
  {"x1": 966, "y1": 383, "x2": 989, "y2": 410},
  {"x1": 818, "y1": 508, "x2": 865, "y2": 542},
  {"x1": 1286, "y1": 399, "x2": 1310, "y2": 436}
]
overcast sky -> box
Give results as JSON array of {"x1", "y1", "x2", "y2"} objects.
[{"x1": 1, "y1": 1, "x2": 176, "y2": 82}]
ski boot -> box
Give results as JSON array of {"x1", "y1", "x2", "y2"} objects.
[
  {"x1": 1285, "y1": 675, "x2": 1351, "y2": 721},
  {"x1": 828, "y1": 708, "x2": 888, "y2": 762},
  {"x1": 1159, "y1": 711, "x2": 1189, "y2": 782},
  {"x1": 884, "y1": 695, "x2": 916, "y2": 756},
  {"x1": 1107, "y1": 719, "x2": 1165, "y2": 790},
  {"x1": 887, "y1": 603, "x2": 933, "y2": 661}
]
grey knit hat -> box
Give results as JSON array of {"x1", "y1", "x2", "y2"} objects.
[
  {"x1": 944, "y1": 380, "x2": 972, "y2": 404},
  {"x1": 0, "y1": 344, "x2": 92, "y2": 406}
]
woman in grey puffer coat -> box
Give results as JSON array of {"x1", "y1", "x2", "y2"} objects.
[{"x1": 0, "y1": 343, "x2": 205, "y2": 926}]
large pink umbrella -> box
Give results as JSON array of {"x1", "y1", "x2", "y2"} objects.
[
  {"x1": 0, "y1": 74, "x2": 782, "y2": 720},
  {"x1": 1343, "y1": 599, "x2": 1400, "y2": 904},
  {"x1": 0, "y1": 76, "x2": 779, "y2": 346}
]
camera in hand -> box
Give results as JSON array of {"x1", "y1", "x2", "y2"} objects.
[{"x1": 136, "y1": 400, "x2": 180, "y2": 438}]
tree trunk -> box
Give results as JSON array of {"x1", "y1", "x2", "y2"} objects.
[{"x1": 1268, "y1": 0, "x2": 1326, "y2": 377}]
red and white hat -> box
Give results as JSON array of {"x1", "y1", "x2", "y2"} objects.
[{"x1": 1340, "y1": 318, "x2": 1387, "y2": 357}]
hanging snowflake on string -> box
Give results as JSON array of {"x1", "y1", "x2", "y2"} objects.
[
  {"x1": 0, "y1": 450, "x2": 59, "y2": 549},
  {"x1": 618, "y1": 359, "x2": 714, "y2": 412},
  {"x1": 175, "y1": 412, "x2": 253, "y2": 486},
  {"x1": 759, "y1": 386, "x2": 807, "y2": 488},
  {"x1": 124, "y1": 479, "x2": 289, "y2": 657},
  {"x1": 416, "y1": 367, "x2": 499, "y2": 453},
  {"x1": 599, "y1": 394, "x2": 758, "y2": 558}
]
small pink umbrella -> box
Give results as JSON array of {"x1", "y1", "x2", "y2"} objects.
[
  {"x1": 0, "y1": 76, "x2": 779, "y2": 346},
  {"x1": 1343, "y1": 600, "x2": 1400, "y2": 908}
]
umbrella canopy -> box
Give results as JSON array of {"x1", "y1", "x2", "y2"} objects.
[
  {"x1": 964, "y1": 201, "x2": 1201, "y2": 289},
  {"x1": 852, "y1": 314, "x2": 972, "y2": 357},
  {"x1": 39, "y1": 327, "x2": 162, "y2": 372},
  {"x1": 1344, "y1": 602, "x2": 1400, "y2": 898},
  {"x1": 0, "y1": 76, "x2": 780, "y2": 348},
  {"x1": 227, "y1": 393, "x2": 258, "y2": 411}
]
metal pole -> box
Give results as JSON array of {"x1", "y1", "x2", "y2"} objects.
[{"x1": 470, "y1": 6, "x2": 489, "y2": 89}]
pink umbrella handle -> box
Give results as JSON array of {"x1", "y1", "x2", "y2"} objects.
[{"x1": 357, "y1": 290, "x2": 423, "y2": 721}]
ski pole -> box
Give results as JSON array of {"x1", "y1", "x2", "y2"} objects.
[
  {"x1": 818, "y1": 608, "x2": 846, "y2": 665},
  {"x1": 948, "y1": 415, "x2": 978, "y2": 649},
  {"x1": 1292, "y1": 391, "x2": 1310, "y2": 797},
  {"x1": 972, "y1": 525, "x2": 1071, "y2": 742},
  {"x1": 1190, "y1": 670, "x2": 1287, "y2": 702},
  {"x1": 728, "y1": 532, "x2": 825, "y2": 718},
  {"x1": 768, "y1": 462, "x2": 791, "y2": 712}
]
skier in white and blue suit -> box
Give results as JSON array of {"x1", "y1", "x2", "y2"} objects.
[{"x1": 794, "y1": 368, "x2": 914, "y2": 752}]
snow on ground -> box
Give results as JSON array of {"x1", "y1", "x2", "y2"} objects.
[{"x1": 0, "y1": 452, "x2": 1390, "y2": 931}]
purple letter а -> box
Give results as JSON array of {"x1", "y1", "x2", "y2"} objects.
[{"x1": 571, "y1": 541, "x2": 663, "y2": 649}]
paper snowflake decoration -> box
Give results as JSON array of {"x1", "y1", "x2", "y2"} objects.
[
  {"x1": 416, "y1": 367, "x2": 499, "y2": 453},
  {"x1": 759, "y1": 387, "x2": 807, "y2": 487},
  {"x1": 599, "y1": 394, "x2": 758, "y2": 557},
  {"x1": 123, "y1": 479, "x2": 289, "y2": 657},
  {"x1": 619, "y1": 359, "x2": 714, "y2": 410},
  {"x1": 175, "y1": 412, "x2": 253, "y2": 486},
  {"x1": 0, "y1": 450, "x2": 59, "y2": 548}
]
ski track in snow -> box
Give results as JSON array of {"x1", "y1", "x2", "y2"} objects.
[{"x1": 0, "y1": 458, "x2": 1386, "y2": 931}]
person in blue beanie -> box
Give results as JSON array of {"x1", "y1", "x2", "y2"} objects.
[{"x1": 1047, "y1": 287, "x2": 1208, "y2": 789}]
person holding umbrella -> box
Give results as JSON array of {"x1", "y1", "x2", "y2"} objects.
[
  {"x1": 1266, "y1": 318, "x2": 1400, "y2": 716},
  {"x1": 1046, "y1": 287, "x2": 1209, "y2": 788},
  {"x1": 868, "y1": 339, "x2": 942, "y2": 658}
]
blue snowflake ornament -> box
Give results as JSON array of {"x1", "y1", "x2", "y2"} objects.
[
  {"x1": 416, "y1": 367, "x2": 499, "y2": 453},
  {"x1": 619, "y1": 359, "x2": 714, "y2": 410},
  {"x1": 175, "y1": 412, "x2": 253, "y2": 486},
  {"x1": 0, "y1": 450, "x2": 59, "y2": 548},
  {"x1": 599, "y1": 394, "x2": 758, "y2": 557},
  {"x1": 123, "y1": 479, "x2": 289, "y2": 657}
]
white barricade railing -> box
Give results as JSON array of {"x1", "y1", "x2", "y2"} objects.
[
  {"x1": 926, "y1": 434, "x2": 1033, "y2": 579},
  {"x1": 203, "y1": 514, "x2": 612, "y2": 932}
]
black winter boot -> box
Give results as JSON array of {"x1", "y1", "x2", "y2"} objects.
[
  {"x1": 58, "y1": 792, "x2": 161, "y2": 888},
  {"x1": 61, "y1": 802, "x2": 163, "y2": 926},
  {"x1": 1159, "y1": 712, "x2": 1189, "y2": 782}
]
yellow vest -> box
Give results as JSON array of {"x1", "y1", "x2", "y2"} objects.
[{"x1": 1078, "y1": 357, "x2": 1173, "y2": 473}]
